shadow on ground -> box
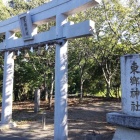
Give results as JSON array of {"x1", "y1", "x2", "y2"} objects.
[{"x1": 0, "y1": 98, "x2": 121, "y2": 140}]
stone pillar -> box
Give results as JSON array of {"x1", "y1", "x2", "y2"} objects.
[
  {"x1": 121, "y1": 54, "x2": 140, "y2": 116},
  {"x1": 0, "y1": 31, "x2": 17, "y2": 128},
  {"x1": 34, "y1": 88, "x2": 40, "y2": 113},
  {"x1": 54, "y1": 14, "x2": 68, "y2": 140},
  {"x1": 107, "y1": 54, "x2": 140, "y2": 140},
  {"x1": 1, "y1": 51, "x2": 14, "y2": 126}
]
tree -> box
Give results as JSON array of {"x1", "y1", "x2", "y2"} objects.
[
  {"x1": 0, "y1": 0, "x2": 11, "y2": 20},
  {"x1": 9, "y1": 0, "x2": 56, "y2": 106},
  {"x1": 68, "y1": 0, "x2": 139, "y2": 98},
  {"x1": 69, "y1": 38, "x2": 95, "y2": 100},
  {"x1": 1, "y1": 0, "x2": 140, "y2": 101},
  {"x1": 86, "y1": 0, "x2": 140, "y2": 97},
  {"x1": 121, "y1": 0, "x2": 140, "y2": 53},
  {"x1": 9, "y1": 0, "x2": 49, "y2": 16}
]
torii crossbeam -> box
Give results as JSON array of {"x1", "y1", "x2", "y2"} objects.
[{"x1": 0, "y1": 0, "x2": 100, "y2": 139}]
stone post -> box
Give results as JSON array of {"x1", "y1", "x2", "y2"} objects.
[
  {"x1": 54, "y1": 14, "x2": 68, "y2": 140},
  {"x1": 42, "y1": 112, "x2": 46, "y2": 130},
  {"x1": 107, "y1": 54, "x2": 140, "y2": 140},
  {"x1": 34, "y1": 88, "x2": 40, "y2": 113},
  {"x1": 1, "y1": 51, "x2": 14, "y2": 124},
  {"x1": 1, "y1": 51, "x2": 15, "y2": 128},
  {"x1": 1, "y1": 31, "x2": 16, "y2": 128}
]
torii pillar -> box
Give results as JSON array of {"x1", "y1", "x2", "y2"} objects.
[
  {"x1": 54, "y1": 14, "x2": 68, "y2": 140},
  {"x1": 1, "y1": 32, "x2": 16, "y2": 128}
]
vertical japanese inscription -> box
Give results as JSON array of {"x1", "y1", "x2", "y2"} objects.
[
  {"x1": 21, "y1": 16, "x2": 29, "y2": 37},
  {"x1": 130, "y1": 61, "x2": 140, "y2": 111},
  {"x1": 18, "y1": 12, "x2": 33, "y2": 41}
]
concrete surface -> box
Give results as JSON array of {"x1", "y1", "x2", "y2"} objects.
[
  {"x1": 107, "y1": 112, "x2": 140, "y2": 129},
  {"x1": 113, "y1": 126, "x2": 140, "y2": 140}
]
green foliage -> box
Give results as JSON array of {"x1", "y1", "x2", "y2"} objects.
[
  {"x1": 0, "y1": 0, "x2": 140, "y2": 100},
  {"x1": 68, "y1": 0, "x2": 140, "y2": 98},
  {"x1": 10, "y1": 0, "x2": 49, "y2": 15},
  {"x1": 0, "y1": 0, "x2": 11, "y2": 20},
  {"x1": 13, "y1": 45, "x2": 55, "y2": 101}
]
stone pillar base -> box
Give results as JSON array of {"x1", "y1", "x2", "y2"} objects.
[
  {"x1": 107, "y1": 112, "x2": 140, "y2": 129},
  {"x1": 107, "y1": 112, "x2": 140, "y2": 140},
  {"x1": 0, "y1": 121, "x2": 17, "y2": 130},
  {"x1": 113, "y1": 126, "x2": 140, "y2": 140}
]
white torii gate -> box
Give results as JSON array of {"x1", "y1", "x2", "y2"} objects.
[{"x1": 0, "y1": 0, "x2": 100, "y2": 139}]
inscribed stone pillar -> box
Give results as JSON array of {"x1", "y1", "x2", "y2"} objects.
[
  {"x1": 107, "y1": 54, "x2": 140, "y2": 140},
  {"x1": 54, "y1": 14, "x2": 68, "y2": 140},
  {"x1": 1, "y1": 52, "x2": 14, "y2": 124},
  {"x1": 121, "y1": 54, "x2": 140, "y2": 116}
]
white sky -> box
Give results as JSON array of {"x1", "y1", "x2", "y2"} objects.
[{"x1": 120, "y1": 0, "x2": 140, "y2": 5}]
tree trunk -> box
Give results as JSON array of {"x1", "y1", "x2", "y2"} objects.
[
  {"x1": 44, "y1": 74, "x2": 48, "y2": 101},
  {"x1": 48, "y1": 72, "x2": 54, "y2": 109},
  {"x1": 102, "y1": 67, "x2": 112, "y2": 98},
  {"x1": 106, "y1": 81, "x2": 111, "y2": 98},
  {"x1": 79, "y1": 79, "x2": 84, "y2": 102},
  {"x1": 45, "y1": 87, "x2": 48, "y2": 101},
  {"x1": 14, "y1": 90, "x2": 19, "y2": 101}
]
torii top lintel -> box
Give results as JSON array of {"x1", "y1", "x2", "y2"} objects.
[
  {"x1": 0, "y1": 0, "x2": 100, "y2": 51},
  {"x1": 0, "y1": 0, "x2": 100, "y2": 33}
]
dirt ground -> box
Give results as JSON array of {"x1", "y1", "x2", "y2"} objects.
[{"x1": 0, "y1": 98, "x2": 121, "y2": 140}]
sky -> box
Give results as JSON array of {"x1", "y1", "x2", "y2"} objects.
[{"x1": 120, "y1": 0, "x2": 140, "y2": 6}]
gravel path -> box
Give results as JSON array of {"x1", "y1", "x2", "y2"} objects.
[{"x1": 0, "y1": 98, "x2": 121, "y2": 140}]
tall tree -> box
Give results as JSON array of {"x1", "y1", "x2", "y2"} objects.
[
  {"x1": 68, "y1": 0, "x2": 139, "y2": 98},
  {"x1": 0, "y1": 0, "x2": 11, "y2": 20}
]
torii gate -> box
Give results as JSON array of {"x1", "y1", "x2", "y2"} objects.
[{"x1": 0, "y1": 0, "x2": 100, "y2": 139}]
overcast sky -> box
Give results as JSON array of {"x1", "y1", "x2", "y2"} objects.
[{"x1": 120, "y1": 0, "x2": 140, "y2": 5}]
